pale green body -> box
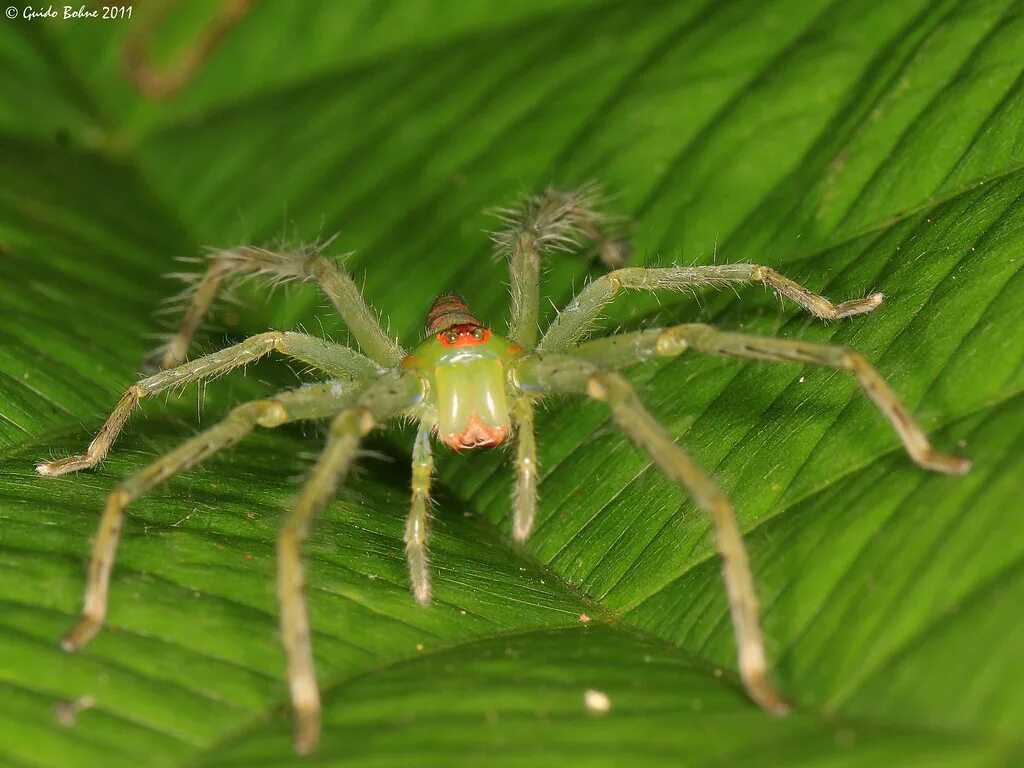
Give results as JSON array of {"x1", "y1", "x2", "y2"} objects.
[{"x1": 403, "y1": 325, "x2": 523, "y2": 450}]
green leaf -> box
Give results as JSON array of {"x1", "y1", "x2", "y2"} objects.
[{"x1": 1, "y1": 1, "x2": 1021, "y2": 766}]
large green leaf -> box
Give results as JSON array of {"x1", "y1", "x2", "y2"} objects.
[{"x1": 1, "y1": 1, "x2": 1021, "y2": 766}]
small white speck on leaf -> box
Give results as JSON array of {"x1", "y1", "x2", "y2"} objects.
[{"x1": 584, "y1": 689, "x2": 611, "y2": 714}]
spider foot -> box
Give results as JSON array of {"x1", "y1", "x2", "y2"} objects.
[
  {"x1": 834, "y1": 291, "x2": 884, "y2": 318},
  {"x1": 411, "y1": 579, "x2": 432, "y2": 606},
  {"x1": 36, "y1": 455, "x2": 94, "y2": 477},
  {"x1": 61, "y1": 614, "x2": 102, "y2": 652},
  {"x1": 920, "y1": 449, "x2": 971, "y2": 475},
  {"x1": 743, "y1": 669, "x2": 790, "y2": 717},
  {"x1": 293, "y1": 709, "x2": 320, "y2": 755}
]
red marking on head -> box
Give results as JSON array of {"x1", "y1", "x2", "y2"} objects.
[
  {"x1": 507, "y1": 344, "x2": 524, "y2": 355},
  {"x1": 442, "y1": 415, "x2": 508, "y2": 450},
  {"x1": 437, "y1": 324, "x2": 491, "y2": 347}
]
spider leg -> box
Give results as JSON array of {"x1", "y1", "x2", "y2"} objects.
[
  {"x1": 514, "y1": 354, "x2": 788, "y2": 715},
  {"x1": 511, "y1": 397, "x2": 538, "y2": 541},
  {"x1": 60, "y1": 379, "x2": 364, "y2": 653},
  {"x1": 538, "y1": 264, "x2": 884, "y2": 353},
  {"x1": 405, "y1": 418, "x2": 434, "y2": 604},
  {"x1": 566, "y1": 324, "x2": 969, "y2": 475},
  {"x1": 122, "y1": 0, "x2": 254, "y2": 100},
  {"x1": 154, "y1": 244, "x2": 405, "y2": 370},
  {"x1": 277, "y1": 372, "x2": 424, "y2": 754},
  {"x1": 36, "y1": 331, "x2": 380, "y2": 477},
  {"x1": 494, "y1": 184, "x2": 624, "y2": 350}
]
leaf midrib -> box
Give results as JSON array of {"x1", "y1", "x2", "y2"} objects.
[{"x1": 194, "y1": 622, "x2": 1017, "y2": 765}]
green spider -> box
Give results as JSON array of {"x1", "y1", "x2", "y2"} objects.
[{"x1": 37, "y1": 186, "x2": 970, "y2": 754}]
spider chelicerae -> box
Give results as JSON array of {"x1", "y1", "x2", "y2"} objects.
[{"x1": 37, "y1": 186, "x2": 970, "y2": 754}]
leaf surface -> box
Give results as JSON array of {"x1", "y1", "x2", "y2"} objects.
[{"x1": 0, "y1": 2, "x2": 1021, "y2": 766}]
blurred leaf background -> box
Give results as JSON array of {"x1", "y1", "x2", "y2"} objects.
[{"x1": 0, "y1": 1, "x2": 1022, "y2": 766}]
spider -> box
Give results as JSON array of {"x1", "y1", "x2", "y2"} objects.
[{"x1": 37, "y1": 186, "x2": 970, "y2": 754}]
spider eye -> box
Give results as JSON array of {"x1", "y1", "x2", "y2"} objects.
[
  {"x1": 472, "y1": 327, "x2": 485, "y2": 340},
  {"x1": 445, "y1": 330, "x2": 459, "y2": 344}
]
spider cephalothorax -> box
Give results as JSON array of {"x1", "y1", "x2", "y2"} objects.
[
  {"x1": 406, "y1": 293, "x2": 523, "y2": 450},
  {"x1": 38, "y1": 185, "x2": 970, "y2": 754}
]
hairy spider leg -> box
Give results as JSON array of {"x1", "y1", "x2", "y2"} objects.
[
  {"x1": 493, "y1": 185, "x2": 625, "y2": 540},
  {"x1": 569, "y1": 324, "x2": 970, "y2": 475},
  {"x1": 514, "y1": 354, "x2": 789, "y2": 715},
  {"x1": 36, "y1": 331, "x2": 379, "y2": 477},
  {"x1": 511, "y1": 397, "x2": 539, "y2": 541},
  {"x1": 153, "y1": 245, "x2": 405, "y2": 371},
  {"x1": 122, "y1": 0, "x2": 254, "y2": 99},
  {"x1": 277, "y1": 372, "x2": 424, "y2": 755},
  {"x1": 59, "y1": 380, "x2": 365, "y2": 653},
  {"x1": 406, "y1": 419, "x2": 435, "y2": 604},
  {"x1": 494, "y1": 184, "x2": 625, "y2": 350},
  {"x1": 538, "y1": 264, "x2": 885, "y2": 353}
]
